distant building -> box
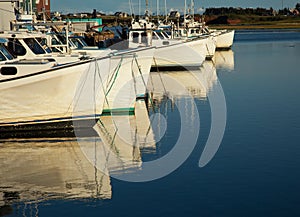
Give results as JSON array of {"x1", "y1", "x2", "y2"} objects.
[
  {"x1": 290, "y1": 8, "x2": 300, "y2": 15},
  {"x1": 114, "y1": 12, "x2": 128, "y2": 18},
  {"x1": 169, "y1": 11, "x2": 180, "y2": 18},
  {"x1": 0, "y1": 0, "x2": 19, "y2": 30},
  {"x1": 35, "y1": 0, "x2": 51, "y2": 18}
]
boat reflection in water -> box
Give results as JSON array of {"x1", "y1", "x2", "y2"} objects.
[
  {"x1": 148, "y1": 61, "x2": 218, "y2": 102},
  {"x1": 0, "y1": 103, "x2": 156, "y2": 210},
  {"x1": 0, "y1": 138, "x2": 112, "y2": 203},
  {"x1": 213, "y1": 50, "x2": 235, "y2": 71}
]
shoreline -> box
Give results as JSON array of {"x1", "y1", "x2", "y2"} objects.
[{"x1": 208, "y1": 23, "x2": 300, "y2": 30}]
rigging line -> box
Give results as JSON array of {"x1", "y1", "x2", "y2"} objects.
[
  {"x1": 105, "y1": 56, "x2": 124, "y2": 97},
  {"x1": 129, "y1": 0, "x2": 134, "y2": 16},
  {"x1": 105, "y1": 56, "x2": 122, "y2": 89},
  {"x1": 95, "y1": 58, "x2": 112, "y2": 117},
  {"x1": 134, "y1": 55, "x2": 148, "y2": 91},
  {"x1": 93, "y1": 59, "x2": 98, "y2": 120},
  {"x1": 133, "y1": 54, "x2": 157, "y2": 114},
  {"x1": 95, "y1": 57, "x2": 110, "y2": 109},
  {"x1": 95, "y1": 58, "x2": 119, "y2": 132},
  {"x1": 66, "y1": 59, "x2": 92, "y2": 115},
  {"x1": 98, "y1": 119, "x2": 120, "y2": 158},
  {"x1": 94, "y1": 135, "x2": 100, "y2": 197},
  {"x1": 153, "y1": 57, "x2": 167, "y2": 94},
  {"x1": 131, "y1": 54, "x2": 138, "y2": 95}
]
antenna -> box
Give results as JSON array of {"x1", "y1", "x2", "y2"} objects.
[
  {"x1": 184, "y1": 0, "x2": 186, "y2": 22},
  {"x1": 146, "y1": 0, "x2": 149, "y2": 11},
  {"x1": 191, "y1": 0, "x2": 195, "y2": 21},
  {"x1": 157, "y1": 0, "x2": 159, "y2": 22},
  {"x1": 139, "y1": 0, "x2": 141, "y2": 17},
  {"x1": 165, "y1": 0, "x2": 167, "y2": 22}
]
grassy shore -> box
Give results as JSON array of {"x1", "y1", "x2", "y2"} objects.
[
  {"x1": 209, "y1": 23, "x2": 300, "y2": 30},
  {"x1": 205, "y1": 15, "x2": 300, "y2": 29}
]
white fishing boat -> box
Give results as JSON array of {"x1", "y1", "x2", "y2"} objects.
[
  {"x1": 0, "y1": 39, "x2": 111, "y2": 127},
  {"x1": 46, "y1": 30, "x2": 155, "y2": 110},
  {"x1": 204, "y1": 28, "x2": 235, "y2": 50},
  {"x1": 0, "y1": 31, "x2": 86, "y2": 64},
  {"x1": 130, "y1": 19, "x2": 205, "y2": 68}
]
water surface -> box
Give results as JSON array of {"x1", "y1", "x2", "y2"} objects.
[{"x1": 1, "y1": 29, "x2": 300, "y2": 217}]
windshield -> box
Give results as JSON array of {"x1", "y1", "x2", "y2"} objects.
[
  {"x1": 0, "y1": 51, "x2": 6, "y2": 61},
  {"x1": 24, "y1": 38, "x2": 46, "y2": 55},
  {"x1": 37, "y1": 38, "x2": 52, "y2": 53},
  {"x1": 70, "y1": 38, "x2": 85, "y2": 48},
  {"x1": 78, "y1": 38, "x2": 88, "y2": 47},
  {"x1": 0, "y1": 44, "x2": 14, "y2": 60}
]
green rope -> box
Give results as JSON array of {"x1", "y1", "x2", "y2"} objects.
[
  {"x1": 134, "y1": 54, "x2": 148, "y2": 89},
  {"x1": 105, "y1": 56, "x2": 124, "y2": 97}
]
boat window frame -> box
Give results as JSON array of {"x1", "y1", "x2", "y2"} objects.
[
  {"x1": 0, "y1": 50, "x2": 7, "y2": 61},
  {"x1": 24, "y1": 38, "x2": 47, "y2": 55},
  {"x1": 0, "y1": 44, "x2": 14, "y2": 60},
  {"x1": 7, "y1": 38, "x2": 27, "y2": 57}
]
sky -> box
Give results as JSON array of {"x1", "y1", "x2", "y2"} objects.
[{"x1": 51, "y1": 0, "x2": 300, "y2": 14}]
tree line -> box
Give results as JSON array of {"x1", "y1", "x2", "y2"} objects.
[{"x1": 204, "y1": 3, "x2": 300, "y2": 16}]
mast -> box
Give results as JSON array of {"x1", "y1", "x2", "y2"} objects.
[
  {"x1": 42, "y1": 0, "x2": 46, "y2": 22},
  {"x1": 157, "y1": 0, "x2": 159, "y2": 23},
  {"x1": 165, "y1": 0, "x2": 167, "y2": 22},
  {"x1": 29, "y1": 0, "x2": 33, "y2": 16},
  {"x1": 146, "y1": 0, "x2": 149, "y2": 12},
  {"x1": 139, "y1": 0, "x2": 141, "y2": 17},
  {"x1": 191, "y1": 0, "x2": 195, "y2": 21},
  {"x1": 184, "y1": 0, "x2": 186, "y2": 23}
]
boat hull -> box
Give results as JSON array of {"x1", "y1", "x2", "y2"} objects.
[
  {"x1": 103, "y1": 47, "x2": 154, "y2": 114},
  {"x1": 152, "y1": 42, "x2": 203, "y2": 68},
  {"x1": 0, "y1": 58, "x2": 110, "y2": 126},
  {"x1": 186, "y1": 36, "x2": 216, "y2": 61},
  {"x1": 214, "y1": 30, "x2": 235, "y2": 50}
]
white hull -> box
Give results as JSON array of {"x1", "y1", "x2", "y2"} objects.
[
  {"x1": 187, "y1": 36, "x2": 216, "y2": 60},
  {"x1": 0, "y1": 58, "x2": 110, "y2": 125},
  {"x1": 213, "y1": 30, "x2": 235, "y2": 50},
  {"x1": 153, "y1": 41, "x2": 203, "y2": 68},
  {"x1": 103, "y1": 47, "x2": 154, "y2": 113}
]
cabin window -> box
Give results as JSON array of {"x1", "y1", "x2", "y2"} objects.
[
  {"x1": 51, "y1": 38, "x2": 60, "y2": 45},
  {"x1": 37, "y1": 38, "x2": 52, "y2": 53},
  {"x1": 141, "y1": 32, "x2": 147, "y2": 44},
  {"x1": 0, "y1": 45, "x2": 14, "y2": 60},
  {"x1": 7, "y1": 39, "x2": 27, "y2": 56},
  {"x1": 157, "y1": 32, "x2": 165, "y2": 39},
  {"x1": 24, "y1": 38, "x2": 46, "y2": 55},
  {"x1": 80, "y1": 38, "x2": 88, "y2": 47},
  {"x1": 132, "y1": 32, "x2": 139, "y2": 43},
  {"x1": 152, "y1": 32, "x2": 159, "y2": 40},
  {"x1": 0, "y1": 52, "x2": 6, "y2": 61},
  {"x1": 0, "y1": 66, "x2": 17, "y2": 75}
]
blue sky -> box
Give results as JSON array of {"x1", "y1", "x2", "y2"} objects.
[{"x1": 51, "y1": 0, "x2": 300, "y2": 14}]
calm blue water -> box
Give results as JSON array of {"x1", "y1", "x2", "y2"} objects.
[{"x1": 1, "y1": 29, "x2": 300, "y2": 217}]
